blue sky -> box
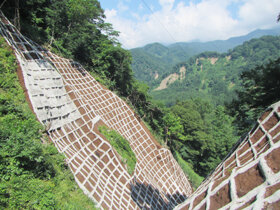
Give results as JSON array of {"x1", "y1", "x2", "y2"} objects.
[{"x1": 99, "y1": 0, "x2": 280, "y2": 49}]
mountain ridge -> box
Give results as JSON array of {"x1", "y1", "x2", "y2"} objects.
[
  {"x1": 130, "y1": 27, "x2": 280, "y2": 86},
  {"x1": 169, "y1": 27, "x2": 280, "y2": 52},
  {"x1": 151, "y1": 35, "x2": 280, "y2": 106}
]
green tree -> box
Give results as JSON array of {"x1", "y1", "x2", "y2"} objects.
[
  {"x1": 168, "y1": 99, "x2": 237, "y2": 176},
  {"x1": 162, "y1": 111, "x2": 185, "y2": 147},
  {"x1": 92, "y1": 44, "x2": 133, "y2": 96},
  {"x1": 229, "y1": 57, "x2": 280, "y2": 134}
]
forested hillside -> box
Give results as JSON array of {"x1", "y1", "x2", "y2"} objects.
[
  {"x1": 1, "y1": 1, "x2": 280, "y2": 208},
  {"x1": 0, "y1": 0, "x2": 137, "y2": 208},
  {"x1": 131, "y1": 27, "x2": 280, "y2": 87},
  {"x1": 2, "y1": 0, "x2": 135, "y2": 97},
  {"x1": 0, "y1": 0, "x2": 237, "y2": 187},
  {"x1": 151, "y1": 35, "x2": 280, "y2": 106}
]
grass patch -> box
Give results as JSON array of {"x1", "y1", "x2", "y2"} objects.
[
  {"x1": 174, "y1": 152, "x2": 204, "y2": 190},
  {"x1": 98, "y1": 126, "x2": 136, "y2": 175},
  {"x1": 0, "y1": 37, "x2": 97, "y2": 209}
]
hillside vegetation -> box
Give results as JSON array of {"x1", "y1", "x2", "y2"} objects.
[
  {"x1": 98, "y1": 126, "x2": 136, "y2": 175},
  {"x1": 131, "y1": 34, "x2": 280, "y2": 178},
  {"x1": 0, "y1": 37, "x2": 97, "y2": 209},
  {"x1": 151, "y1": 35, "x2": 280, "y2": 106},
  {"x1": 229, "y1": 57, "x2": 280, "y2": 135},
  {"x1": 1, "y1": 1, "x2": 280, "y2": 205},
  {"x1": 130, "y1": 28, "x2": 280, "y2": 87}
]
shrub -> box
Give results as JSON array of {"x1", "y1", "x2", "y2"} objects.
[
  {"x1": 0, "y1": 37, "x2": 97, "y2": 209},
  {"x1": 98, "y1": 126, "x2": 136, "y2": 175},
  {"x1": 174, "y1": 152, "x2": 204, "y2": 189}
]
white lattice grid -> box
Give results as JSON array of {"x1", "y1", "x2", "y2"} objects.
[
  {"x1": 49, "y1": 121, "x2": 137, "y2": 209},
  {"x1": 175, "y1": 101, "x2": 280, "y2": 210},
  {"x1": 0, "y1": 12, "x2": 80, "y2": 130},
  {"x1": 0, "y1": 15, "x2": 140, "y2": 209},
  {"x1": 46, "y1": 51, "x2": 192, "y2": 207},
  {"x1": 0, "y1": 12, "x2": 192, "y2": 207}
]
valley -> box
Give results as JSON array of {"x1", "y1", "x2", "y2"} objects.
[
  {"x1": 1, "y1": 1, "x2": 280, "y2": 209},
  {"x1": 132, "y1": 35, "x2": 280, "y2": 106},
  {"x1": 131, "y1": 27, "x2": 280, "y2": 90}
]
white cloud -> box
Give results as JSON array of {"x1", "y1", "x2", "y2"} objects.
[
  {"x1": 238, "y1": 0, "x2": 280, "y2": 30},
  {"x1": 104, "y1": 9, "x2": 117, "y2": 19},
  {"x1": 104, "y1": 0, "x2": 280, "y2": 49},
  {"x1": 138, "y1": 3, "x2": 144, "y2": 11},
  {"x1": 159, "y1": 0, "x2": 175, "y2": 6}
]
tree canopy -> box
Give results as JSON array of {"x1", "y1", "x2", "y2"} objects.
[
  {"x1": 228, "y1": 57, "x2": 280, "y2": 135},
  {"x1": 163, "y1": 99, "x2": 237, "y2": 176},
  {"x1": 2, "y1": 0, "x2": 132, "y2": 96},
  {"x1": 151, "y1": 36, "x2": 280, "y2": 106}
]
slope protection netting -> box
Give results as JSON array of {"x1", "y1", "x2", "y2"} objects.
[
  {"x1": 176, "y1": 101, "x2": 280, "y2": 209},
  {"x1": 0, "y1": 11, "x2": 192, "y2": 209}
]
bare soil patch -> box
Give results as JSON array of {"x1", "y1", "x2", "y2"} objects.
[
  {"x1": 210, "y1": 184, "x2": 230, "y2": 209},
  {"x1": 265, "y1": 147, "x2": 280, "y2": 173},
  {"x1": 154, "y1": 73, "x2": 179, "y2": 91},
  {"x1": 235, "y1": 165, "x2": 264, "y2": 197}
]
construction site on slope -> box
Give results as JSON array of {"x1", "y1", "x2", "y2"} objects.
[
  {"x1": 0, "y1": 12, "x2": 192, "y2": 209},
  {"x1": 1, "y1": 11, "x2": 280, "y2": 209}
]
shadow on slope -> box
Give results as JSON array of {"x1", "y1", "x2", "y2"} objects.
[{"x1": 130, "y1": 181, "x2": 187, "y2": 209}]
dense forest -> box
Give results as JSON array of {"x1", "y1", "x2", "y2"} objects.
[{"x1": 1, "y1": 1, "x2": 280, "y2": 208}]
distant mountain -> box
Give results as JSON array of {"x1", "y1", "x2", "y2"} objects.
[
  {"x1": 130, "y1": 27, "x2": 280, "y2": 86},
  {"x1": 170, "y1": 27, "x2": 280, "y2": 53},
  {"x1": 150, "y1": 35, "x2": 280, "y2": 106}
]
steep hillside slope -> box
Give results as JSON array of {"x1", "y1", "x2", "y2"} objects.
[
  {"x1": 2, "y1": 11, "x2": 280, "y2": 210},
  {"x1": 130, "y1": 46, "x2": 169, "y2": 86},
  {"x1": 176, "y1": 101, "x2": 280, "y2": 209},
  {"x1": 0, "y1": 12, "x2": 191, "y2": 209},
  {"x1": 0, "y1": 37, "x2": 97, "y2": 209}
]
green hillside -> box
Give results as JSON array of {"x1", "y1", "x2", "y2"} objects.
[
  {"x1": 1, "y1": 1, "x2": 280, "y2": 204},
  {"x1": 151, "y1": 35, "x2": 280, "y2": 106},
  {"x1": 130, "y1": 47, "x2": 170, "y2": 87},
  {"x1": 130, "y1": 28, "x2": 280, "y2": 87}
]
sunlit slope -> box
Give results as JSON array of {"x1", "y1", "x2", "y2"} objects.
[
  {"x1": 0, "y1": 11, "x2": 192, "y2": 209},
  {"x1": 176, "y1": 101, "x2": 280, "y2": 209}
]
